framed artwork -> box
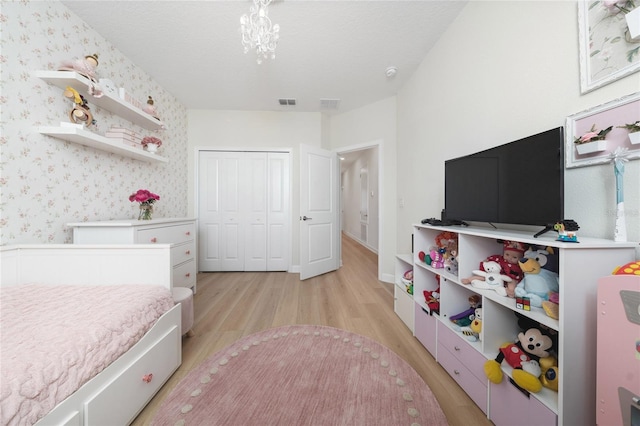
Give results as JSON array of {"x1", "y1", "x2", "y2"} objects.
[
  {"x1": 578, "y1": 1, "x2": 640, "y2": 94},
  {"x1": 565, "y1": 91, "x2": 640, "y2": 168}
]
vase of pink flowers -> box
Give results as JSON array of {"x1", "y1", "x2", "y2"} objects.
[
  {"x1": 129, "y1": 189, "x2": 160, "y2": 220},
  {"x1": 141, "y1": 136, "x2": 162, "y2": 154}
]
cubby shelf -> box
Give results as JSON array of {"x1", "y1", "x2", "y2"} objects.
[
  {"x1": 396, "y1": 223, "x2": 638, "y2": 426},
  {"x1": 37, "y1": 126, "x2": 168, "y2": 164},
  {"x1": 34, "y1": 70, "x2": 164, "y2": 131}
]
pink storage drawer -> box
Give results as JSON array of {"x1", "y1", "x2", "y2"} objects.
[
  {"x1": 438, "y1": 322, "x2": 486, "y2": 382},
  {"x1": 489, "y1": 380, "x2": 557, "y2": 426},
  {"x1": 438, "y1": 345, "x2": 488, "y2": 414},
  {"x1": 414, "y1": 304, "x2": 437, "y2": 356}
]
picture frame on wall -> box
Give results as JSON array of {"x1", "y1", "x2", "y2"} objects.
[
  {"x1": 565, "y1": 92, "x2": 640, "y2": 168},
  {"x1": 578, "y1": 1, "x2": 640, "y2": 94}
]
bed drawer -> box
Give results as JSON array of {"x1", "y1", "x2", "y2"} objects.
[
  {"x1": 84, "y1": 325, "x2": 180, "y2": 426},
  {"x1": 173, "y1": 259, "x2": 196, "y2": 288}
]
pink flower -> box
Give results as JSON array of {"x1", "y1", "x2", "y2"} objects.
[
  {"x1": 129, "y1": 189, "x2": 160, "y2": 204},
  {"x1": 579, "y1": 132, "x2": 598, "y2": 142},
  {"x1": 141, "y1": 136, "x2": 162, "y2": 147}
]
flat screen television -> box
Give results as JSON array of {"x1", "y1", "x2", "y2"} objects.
[{"x1": 444, "y1": 127, "x2": 564, "y2": 228}]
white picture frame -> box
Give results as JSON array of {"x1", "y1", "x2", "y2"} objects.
[
  {"x1": 578, "y1": 1, "x2": 640, "y2": 94},
  {"x1": 565, "y1": 92, "x2": 640, "y2": 168}
]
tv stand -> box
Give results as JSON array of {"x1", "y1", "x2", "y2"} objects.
[{"x1": 534, "y1": 224, "x2": 555, "y2": 238}]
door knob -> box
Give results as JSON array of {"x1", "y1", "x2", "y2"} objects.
[{"x1": 302, "y1": 216, "x2": 313, "y2": 221}]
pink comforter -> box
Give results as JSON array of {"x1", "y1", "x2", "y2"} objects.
[{"x1": 0, "y1": 284, "x2": 174, "y2": 426}]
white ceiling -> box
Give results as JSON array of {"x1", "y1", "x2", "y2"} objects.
[{"x1": 61, "y1": 1, "x2": 467, "y2": 115}]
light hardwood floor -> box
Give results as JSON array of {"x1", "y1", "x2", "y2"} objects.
[{"x1": 133, "y1": 234, "x2": 492, "y2": 425}]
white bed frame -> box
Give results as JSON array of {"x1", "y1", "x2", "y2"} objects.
[{"x1": 1, "y1": 244, "x2": 182, "y2": 426}]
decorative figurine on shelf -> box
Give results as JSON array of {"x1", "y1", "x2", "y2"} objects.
[
  {"x1": 63, "y1": 86, "x2": 95, "y2": 127},
  {"x1": 141, "y1": 136, "x2": 162, "y2": 154},
  {"x1": 142, "y1": 96, "x2": 159, "y2": 119},
  {"x1": 554, "y1": 220, "x2": 580, "y2": 243},
  {"x1": 59, "y1": 53, "x2": 99, "y2": 79}
]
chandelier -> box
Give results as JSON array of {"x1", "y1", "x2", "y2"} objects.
[{"x1": 240, "y1": 0, "x2": 280, "y2": 64}]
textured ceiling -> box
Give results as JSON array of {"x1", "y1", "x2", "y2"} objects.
[{"x1": 62, "y1": 1, "x2": 467, "y2": 114}]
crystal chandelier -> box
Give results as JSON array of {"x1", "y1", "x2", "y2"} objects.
[{"x1": 240, "y1": 0, "x2": 280, "y2": 64}]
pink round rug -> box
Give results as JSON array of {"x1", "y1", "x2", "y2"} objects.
[{"x1": 152, "y1": 325, "x2": 448, "y2": 426}]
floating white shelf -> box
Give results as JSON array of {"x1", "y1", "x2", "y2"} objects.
[
  {"x1": 37, "y1": 126, "x2": 168, "y2": 163},
  {"x1": 34, "y1": 70, "x2": 164, "y2": 131}
]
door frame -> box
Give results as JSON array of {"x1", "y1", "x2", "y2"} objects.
[
  {"x1": 336, "y1": 139, "x2": 383, "y2": 281},
  {"x1": 194, "y1": 147, "x2": 293, "y2": 272}
]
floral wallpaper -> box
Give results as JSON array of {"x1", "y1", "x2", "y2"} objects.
[{"x1": 0, "y1": 1, "x2": 189, "y2": 244}]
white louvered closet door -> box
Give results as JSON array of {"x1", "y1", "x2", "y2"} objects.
[{"x1": 198, "y1": 151, "x2": 290, "y2": 272}]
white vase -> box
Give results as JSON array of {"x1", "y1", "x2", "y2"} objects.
[
  {"x1": 576, "y1": 140, "x2": 607, "y2": 155},
  {"x1": 145, "y1": 143, "x2": 159, "y2": 154},
  {"x1": 628, "y1": 132, "x2": 640, "y2": 145}
]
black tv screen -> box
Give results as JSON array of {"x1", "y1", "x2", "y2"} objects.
[{"x1": 444, "y1": 127, "x2": 564, "y2": 227}]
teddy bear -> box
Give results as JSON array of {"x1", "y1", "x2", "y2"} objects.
[
  {"x1": 462, "y1": 240, "x2": 525, "y2": 297},
  {"x1": 515, "y1": 249, "x2": 559, "y2": 308},
  {"x1": 484, "y1": 323, "x2": 556, "y2": 393},
  {"x1": 469, "y1": 261, "x2": 513, "y2": 297}
]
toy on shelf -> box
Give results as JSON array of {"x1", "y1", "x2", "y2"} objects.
[
  {"x1": 402, "y1": 269, "x2": 413, "y2": 295},
  {"x1": 142, "y1": 96, "x2": 160, "y2": 119},
  {"x1": 63, "y1": 86, "x2": 95, "y2": 127},
  {"x1": 449, "y1": 294, "x2": 481, "y2": 328},
  {"x1": 484, "y1": 315, "x2": 558, "y2": 393},
  {"x1": 461, "y1": 306, "x2": 482, "y2": 342},
  {"x1": 613, "y1": 260, "x2": 640, "y2": 275},
  {"x1": 429, "y1": 249, "x2": 445, "y2": 269},
  {"x1": 462, "y1": 240, "x2": 525, "y2": 298},
  {"x1": 423, "y1": 276, "x2": 441, "y2": 315},
  {"x1": 468, "y1": 260, "x2": 513, "y2": 296},
  {"x1": 554, "y1": 220, "x2": 580, "y2": 243},
  {"x1": 515, "y1": 247, "x2": 560, "y2": 308},
  {"x1": 435, "y1": 231, "x2": 459, "y2": 275}
]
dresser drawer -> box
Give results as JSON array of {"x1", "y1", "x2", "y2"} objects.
[
  {"x1": 84, "y1": 325, "x2": 180, "y2": 425},
  {"x1": 438, "y1": 322, "x2": 486, "y2": 381},
  {"x1": 173, "y1": 259, "x2": 196, "y2": 288},
  {"x1": 438, "y1": 345, "x2": 488, "y2": 414},
  {"x1": 137, "y1": 223, "x2": 195, "y2": 245},
  {"x1": 171, "y1": 241, "x2": 195, "y2": 266}
]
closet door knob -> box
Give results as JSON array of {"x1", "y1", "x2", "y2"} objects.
[
  {"x1": 302, "y1": 216, "x2": 313, "y2": 221},
  {"x1": 142, "y1": 373, "x2": 153, "y2": 383},
  {"x1": 150, "y1": 237, "x2": 157, "y2": 243}
]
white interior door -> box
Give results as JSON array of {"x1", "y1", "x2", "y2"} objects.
[
  {"x1": 243, "y1": 153, "x2": 267, "y2": 271},
  {"x1": 267, "y1": 152, "x2": 290, "y2": 271},
  {"x1": 299, "y1": 144, "x2": 340, "y2": 280}
]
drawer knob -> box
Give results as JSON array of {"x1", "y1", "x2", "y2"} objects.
[
  {"x1": 186, "y1": 231, "x2": 191, "y2": 236},
  {"x1": 150, "y1": 237, "x2": 158, "y2": 243},
  {"x1": 185, "y1": 250, "x2": 191, "y2": 255},
  {"x1": 453, "y1": 370, "x2": 460, "y2": 375},
  {"x1": 185, "y1": 273, "x2": 191, "y2": 278},
  {"x1": 454, "y1": 346, "x2": 460, "y2": 351},
  {"x1": 142, "y1": 373, "x2": 153, "y2": 383}
]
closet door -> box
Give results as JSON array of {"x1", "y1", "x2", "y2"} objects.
[
  {"x1": 198, "y1": 151, "x2": 290, "y2": 272},
  {"x1": 198, "y1": 152, "x2": 244, "y2": 271}
]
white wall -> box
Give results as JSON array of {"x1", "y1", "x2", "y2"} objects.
[
  {"x1": 397, "y1": 0, "x2": 639, "y2": 257},
  {"x1": 187, "y1": 110, "x2": 322, "y2": 267},
  {"x1": 329, "y1": 97, "x2": 397, "y2": 282}
]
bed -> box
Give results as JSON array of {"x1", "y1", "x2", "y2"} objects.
[{"x1": 0, "y1": 244, "x2": 182, "y2": 426}]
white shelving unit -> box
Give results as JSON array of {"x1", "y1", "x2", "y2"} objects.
[
  {"x1": 394, "y1": 253, "x2": 414, "y2": 332},
  {"x1": 37, "y1": 126, "x2": 168, "y2": 163},
  {"x1": 34, "y1": 70, "x2": 164, "y2": 130},
  {"x1": 403, "y1": 223, "x2": 637, "y2": 426}
]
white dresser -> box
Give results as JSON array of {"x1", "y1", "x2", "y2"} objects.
[{"x1": 68, "y1": 218, "x2": 197, "y2": 291}]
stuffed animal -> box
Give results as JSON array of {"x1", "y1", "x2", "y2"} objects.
[
  {"x1": 470, "y1": 261, "x2": 513, "y2": 297},
  {"x1": 515, "y1": 251, "x2": 559, "y2": 308},
  {"x1": 462, "y1": 240, "x2": 525, "y2": 297},
  {"x1": 461, "y1": 307, "x2": 482, "y2": 342},
  {"x1": 429, "y1": 249, "x2": 445, "y2": 269},
  {"x1": 484, "y1": 327, "x2": 555, "y2": 393},
  {"x1": 449, "y1": 295, "x2": 481, "y2": 327},
  {"x1": 423, "y1": 276, "x2": 440, "y2": 314}
]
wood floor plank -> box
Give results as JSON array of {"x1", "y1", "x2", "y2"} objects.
[{"x1": 131, "y1": 234, "x2": 492, "y2": 426}]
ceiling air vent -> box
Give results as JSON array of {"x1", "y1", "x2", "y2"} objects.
[
  {"x1": 278, "y1": 98, "x2": 296, "y2": 106},
  {"x1": 320, "y1": 98, "x2": 340, "y2": 110}
]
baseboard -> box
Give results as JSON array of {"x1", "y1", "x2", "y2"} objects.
[{"x1": 343, "y1": 231, "x2": 378, "y2": 254}]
